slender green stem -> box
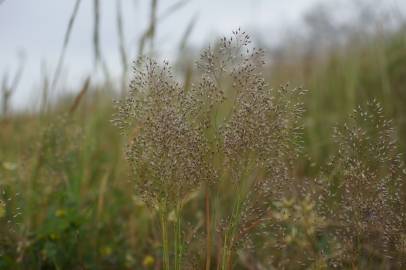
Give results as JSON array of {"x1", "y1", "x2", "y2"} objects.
[
  {"x1": 159, "y1": 204, "x2": 170, "y2": 270},
  {"x1": 174, "y1": 203, "x2": 183, "y2": 270},
  {"x1": 221, "y1": 160, "x2": 253, "y2": 270},
  {"x1": 221, "y1": 233, "x2": 230, "y2": 270},
  {"x1": 221, "y1": 190, "x2": 243, "y2": 270},
  {"x1": 205, "y1": 186, "x2": 212, "y2": 270}
]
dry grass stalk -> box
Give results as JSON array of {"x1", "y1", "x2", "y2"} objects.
[
  {"x1": 69, "y1": 77, "x2": 90, "y2": 114},
  {"x1": 116, "y1": 0, "x2": 129, "y2": 95},
  {"x1": 51, "y1": 0, "x2": 82, "y2": 92},
  {"x1": 138, "y1": 0, "x2": 158, "y2": 57}
]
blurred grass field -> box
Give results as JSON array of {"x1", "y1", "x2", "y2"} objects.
[{"x1": 1, "y1": 1, "x2": 406, "y2": 269}]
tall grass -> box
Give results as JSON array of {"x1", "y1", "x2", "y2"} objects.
[{"x1": 1, "y1": 1, "x2": 406, "y2": 269}]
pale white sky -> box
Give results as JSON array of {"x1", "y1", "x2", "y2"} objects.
[{"x1": 0, "y1": 0, "x2": 405, "y2": 110}]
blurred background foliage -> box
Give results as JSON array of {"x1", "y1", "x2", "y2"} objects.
[{"x1": 1, "y1": 0, "x2": 406, "y2": 269}]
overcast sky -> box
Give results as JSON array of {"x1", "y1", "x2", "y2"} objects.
[{"x1": 0, "y1": 0, "x2": 405, "y2": 110}]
